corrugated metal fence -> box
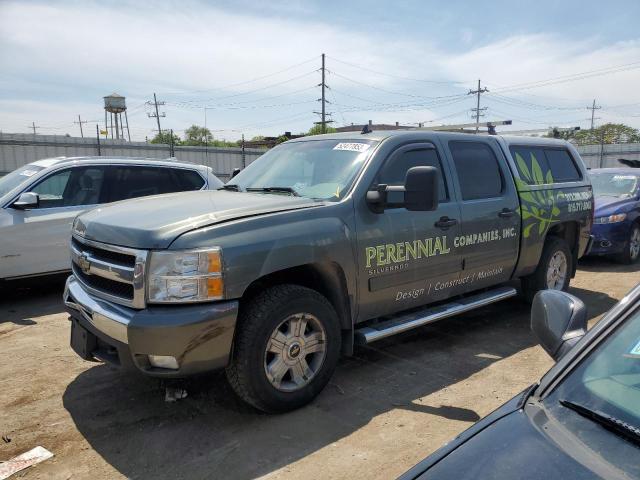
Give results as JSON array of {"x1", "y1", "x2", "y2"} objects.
[
  {"x1": 1, "y1": 132, "x2": 639, "y2": 178},
  {"x1": 0, "y1": 133, "x2": 265, "y2": 181}
]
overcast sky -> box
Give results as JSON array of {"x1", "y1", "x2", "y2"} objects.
[{"x1": 1, "y1": 0, "x2": 639, "y2": 141}]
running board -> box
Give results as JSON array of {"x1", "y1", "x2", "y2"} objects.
[{"x1": 354, "y1": 286, "x2": 518, "y2": 344}]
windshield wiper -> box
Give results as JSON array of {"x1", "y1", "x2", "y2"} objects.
[
  {"x1": 219, "y1": 184, "x2": 240, "y2": 191},
  {"x1": 560, "y1": 399, "x2": 640, "y2": 446},
  {"x1": 245, "y1": 186, "x2": 299, "y2": 196}
]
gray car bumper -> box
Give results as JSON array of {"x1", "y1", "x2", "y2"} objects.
[{"x1": 64, "y1": 276, "x2": 239, "y2": 378}]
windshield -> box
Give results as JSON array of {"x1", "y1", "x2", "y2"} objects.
[
  {"x1": 548, "y1": 304, "x2": 640, "y2": 429},
  {"x1": 227, "y1": 139, "x2": 377, "y2": 201},
  {"x1": 0, "y1": 164, "x2": 45, "y2": 198},
  {"x1": 590, "y1": 172, "x2": 639, "y2": 198}
]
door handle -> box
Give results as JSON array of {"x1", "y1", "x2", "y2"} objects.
[
  {"x1": 435, "y1": 216, "x2": 458, "y2": 229},
  {"x1": 498, "y1": 208, "x2": 515, "y2": 218}
]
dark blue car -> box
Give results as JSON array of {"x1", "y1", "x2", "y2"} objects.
[{"x1": 588, "y1": 168, "x2": 640, "y2": 264}]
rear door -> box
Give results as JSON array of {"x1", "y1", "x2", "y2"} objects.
[
  {"x1": 445, "y1": 139, "x2": 520, "y2": 291},
  {"x1": 355, "y1": 142, "x2": 464, "y2": 321},
  {"x1": 104, "y1": 166, "x2": 205, "y2": 202}
]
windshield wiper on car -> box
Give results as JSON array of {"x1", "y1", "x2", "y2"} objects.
[
  {"x1": 219, "y1": 184, "x2": 240, "y2": 191},
  {"x1": 560, "y1": 399, "x2": 640, "y2": 446},
  {"x1": 245, "y1": 186, "x2": 299, "y2": 196}
]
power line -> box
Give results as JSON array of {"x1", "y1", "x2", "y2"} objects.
[{"x1": 469, "y1": 79, "x2": 489, "y2": 133}]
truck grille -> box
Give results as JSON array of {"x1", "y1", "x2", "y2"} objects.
[{"x1": 70, "y1": 235, "x2": 148, "y2": 308}]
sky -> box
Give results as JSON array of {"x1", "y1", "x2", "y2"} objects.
[{"x1": 0, "y1": 0, "x2": 639, "y2": 141}]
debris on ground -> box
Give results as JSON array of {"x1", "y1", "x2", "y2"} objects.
[
  {"x1": 164, "y1": 387, "x2": 188, "y2": 403},
  {"x1": 0, "y1": 446, "x2": 54, "y2": 479}
]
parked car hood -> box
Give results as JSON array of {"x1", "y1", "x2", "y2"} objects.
[
  {"x1": 594, "y1": 195, "x2": 636, "y2": 216},
  {"x1": 405, "y1": 409, "x2": 617, "y2": 479},
  {"x1": 73, "y1": 190, "x2": 321, "y2": 249}
]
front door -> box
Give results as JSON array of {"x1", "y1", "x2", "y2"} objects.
[
  {"x1": 0, "y1": 166, "x2": 106, "y2": 278},
  {"x1": 445, "y1": 139, "x2": 520, "y2": 291},
  {"x1": 355, "y1": 142, "x2": 464, "y2": 321}
]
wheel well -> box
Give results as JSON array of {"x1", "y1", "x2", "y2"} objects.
[
  {"x1": 240, "y1": 263, "x2": 353, "y2": 334},
  {"x1": 546, "y1": 221, "x2": 580, "y2": 277}
]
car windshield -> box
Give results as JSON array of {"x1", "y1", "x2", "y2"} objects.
[
  {"x1": 548, "y1": 304, "x2": 640, "y2": 429},
  {"x1": 0, "y1": 164, "x2": 45, "y2": 197},
  {"x1": 226, "y1": 139, "x2": 377, "y2": 201},
  {"x1": 590, "y1": 172, "x2": 639, "y2": 198}
]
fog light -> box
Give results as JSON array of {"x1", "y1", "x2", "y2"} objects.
[{"x1": 148, "y1": 355, "x2": 179, "y2": 370}]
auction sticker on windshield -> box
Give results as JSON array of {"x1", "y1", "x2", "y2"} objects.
[
  {"x1": 626, "y1": 338, "x2": 640, "y2": 358},
  {"x1": 333, "y1": 142, "x2": 371, "y2": 153}
]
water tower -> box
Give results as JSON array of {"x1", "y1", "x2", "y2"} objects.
[{"x1": 104, "y1": 93, "x2": 131, "y2": 141}]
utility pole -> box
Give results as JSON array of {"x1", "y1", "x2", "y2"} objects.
[
  {"x1": 74, "y1": 114, "x2": 88, "y2": 138},
  {"x1": 96, "y1": 124, "x2": 101, "y2": 156},
  {"x1": 468, "y1": 79, "x2": 489, "y2": 133},
  {"x1": 30, "y1": 122, "x2": 39, "y2": 135},
  {"x1": 588, "y1": 99, "x2": 601, "y2": 131},
  {"x1": 314, "y1": 53, "x2": 333, "y2": 133},
  {"x1": 241, "y1": 133, "x2": 246, "y2": 168},
  {"x1": 147, "y1": 93, "x2": 166, "y2": 134}
]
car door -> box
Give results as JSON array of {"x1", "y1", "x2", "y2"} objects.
[
  {"x1": 355, "y1": 142, "x2": 464, "y2": 321},
  {"x1": 104, "y1": 165, "x2": 201, "y2": 202},
  {"x1": 445, "y1": 139, "x2": 520, "y2": 292},
  {"x1": 0, "y1": 166, "x2": 107, "y2": 278}
]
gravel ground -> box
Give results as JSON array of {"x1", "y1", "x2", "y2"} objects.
[{"x1": 0, "y1": 258, "x2": 637, "y2": 480}]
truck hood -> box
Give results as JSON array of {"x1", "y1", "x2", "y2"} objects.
[{"x1": 74, "y1": 190, "x2": 320, "y2": 249}]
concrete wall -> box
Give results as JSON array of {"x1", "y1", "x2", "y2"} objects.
[
  {"x1": 0, "y1": 133, "x2": 265, "y2": 181},
  {"x1": 576, "y1": 142, "x2": 640, "y2": 169}
]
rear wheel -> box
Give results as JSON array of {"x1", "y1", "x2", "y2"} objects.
[
  {"x1": 226, "y1": 284, "x2": 341, "y2": 413},
  {"x1": 614, "y1": 223, "x2": 640, "y2": 265},
  {"x1": 522, "y1": 237, "x2": 572, "y2": 302}
]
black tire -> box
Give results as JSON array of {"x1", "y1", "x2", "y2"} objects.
[
  {"x1": 614, "y1": 223, "x2": 640, "y2": 265},
  {"x1": 522, "y1": 237, "x2": 573, "y2": 303},
  {"x1": 226, "y1": 284, "x2": 341, "y2": 413}
]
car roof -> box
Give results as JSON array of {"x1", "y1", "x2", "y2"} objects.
[
  {"x1": 286, "y1": 129, "x2": 571, "y2": 146},
  {"x1": 589, "y1": 167, "x2": 640, "y2": 175},
  {"x1": 28, "y1": 156, "x2": 208, "y2": 171}
]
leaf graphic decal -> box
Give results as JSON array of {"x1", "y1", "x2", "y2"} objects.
[
  {"x1": 531, "y1": 153, "x2": 544, "y2": 185},
  {"x1": 515, "y1": 153, "x2": 532, "y2": 183}
]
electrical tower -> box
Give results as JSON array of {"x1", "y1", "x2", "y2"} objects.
[
  {"x1": 468, "y1": 79, "x2": 489, "y2": 133},
  {"x1": 314, "y1": 53, "x2": 333, "y2": 133},
  {"x1": 74, "y1": 115, "x2": 88, "y2": 138},
  {"x1": 587, "y1": 99, "x2": 601, "y2": 130},
  {"x1": 147, "y1": 93, "x2": 166, "y2": 134}
]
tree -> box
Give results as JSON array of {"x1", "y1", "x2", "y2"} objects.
[
  {"x1": 149, "y1": 131, "x2": 181, "y2": 145},
  {"x1": 306, "y1": 124, "x2": 337, "y2": 136},
  {"x1": 547, "y1": 123, "x2": 640, "y2": 145},
  {"x1": 183, "y1": 125, "x2": 213, "y2": 146}
]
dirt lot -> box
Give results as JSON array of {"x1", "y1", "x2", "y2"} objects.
[{"x1": 0, "y1": 259, "x2": 638, "y2": 480}]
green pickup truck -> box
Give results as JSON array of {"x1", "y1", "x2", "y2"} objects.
[{"x1": 64, "y1": 130, "x2": 593, "y2": 412}]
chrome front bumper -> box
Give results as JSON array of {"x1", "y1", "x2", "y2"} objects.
[{"x1": 64, "y1": 275, "x2": 130, "y2": 344}]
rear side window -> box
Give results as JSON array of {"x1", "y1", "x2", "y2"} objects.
[
  {"x1": 378, "y1": 146, "x2": 448, "y2": 201},
  {"x1": 108, "y1": 167, "x2": 183, "y2": 202},
  {"x1": 449, "y1": 141, "x2": 503, "y2": 200},
  {"x1": 510, "y1": 146, "x2": 581, "y2": 184},
  {"x1": 171, "y1": 169, "x2": 205, "y2": 190}
]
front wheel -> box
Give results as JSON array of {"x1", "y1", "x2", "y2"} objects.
[
  {"x1": 226, "y1": 284, "x2": 341, "y2": 413},
  {"x1": 614, "y1": 223, "x2": 640, "y2": 265},
  {"x1": 522, "y1": 237, "x2": 573, "y2": 303}
]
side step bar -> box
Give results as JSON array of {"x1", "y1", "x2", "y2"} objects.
[{"x1": 355, "y1": 286, "x2": 518, "y2": 344}]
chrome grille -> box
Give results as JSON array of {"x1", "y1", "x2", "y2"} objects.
[{"x1": 70, "y1": 235, "x2": 148, "y2": 308}]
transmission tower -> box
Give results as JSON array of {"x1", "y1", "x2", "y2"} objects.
[{"x1": 314, "y1": 53, "x2": 333, "y2": 133}]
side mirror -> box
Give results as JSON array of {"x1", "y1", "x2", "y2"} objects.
[
  {"x1": 12, "y1": 192, "x2": 39, "y2": 210},
  {"x1": 366, "y1": 166, "x2": 439, "y2": 213},
  {"x1": 531, "y1": 290, "x2": 588, "y2": 362},
  {"x1": 404, "y1": 166, "x2": 439, "y2": 212},
  {"x1": 231, "y1": 168, "x2": 241, "y2": 179}
]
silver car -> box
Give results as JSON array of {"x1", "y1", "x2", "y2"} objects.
[{"x1": 0, "y1": 157, "x2": 223, "y2": 280}]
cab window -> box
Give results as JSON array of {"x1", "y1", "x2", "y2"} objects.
[
  {"x1": 510, "y1": 146, "x2": 581, "y2": 184},
  {"x1": 377, "y1": 146, "x2": 448, "y2": 201},
  {"x1": 449, "y1": 141, "x2": 504, "y2": 200}
]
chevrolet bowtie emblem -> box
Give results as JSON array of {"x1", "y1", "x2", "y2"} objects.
[{"x1": 77, "y1": 254, "x2": 91, "y2": 274}]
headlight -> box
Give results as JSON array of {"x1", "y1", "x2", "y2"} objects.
[
  {"x1": 147, "y1": 248, "x2": 224, "y2": 303},
  {"x1": 594, "y1": 213, "x2": 627, "y2": 224}
]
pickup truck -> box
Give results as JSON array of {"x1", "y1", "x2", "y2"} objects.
[{"x1": 64, "y1": 130, "x2": 593, "y2": 412}]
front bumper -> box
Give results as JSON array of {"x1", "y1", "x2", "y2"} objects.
[
  {"x1": 64, "y1": 275, "x2": 238, "y2": 378},
  {"x1": 587, "y1": 222, "x2": 631, "y2": 256}
]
